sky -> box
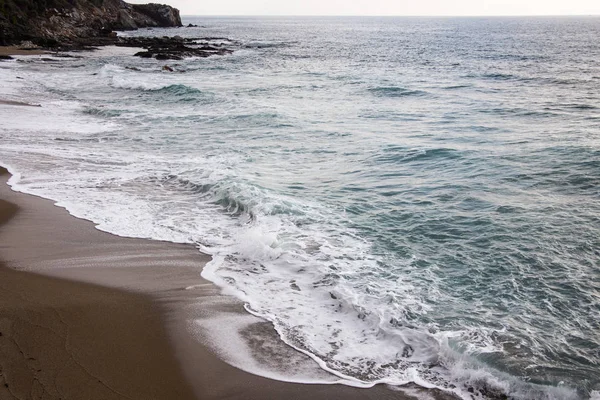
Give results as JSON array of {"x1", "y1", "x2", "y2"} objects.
[{"x1": 127, "y1": 0, "x2": 600, "y2": 16}]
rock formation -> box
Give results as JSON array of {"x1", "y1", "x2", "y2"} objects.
[
  {"x1": 117, "y1": 36, "x2": 234, "y2": 60},
  {"x1": 130, "y1": 3, "x2": 181, "y2": 28},
  {"x1": 0, "y1": 0, "x2": 182, "y2": 46}
]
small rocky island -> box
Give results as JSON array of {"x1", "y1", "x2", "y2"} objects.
[{"x1": 0, "y1": 0, "x2": 233, "y2": 59}]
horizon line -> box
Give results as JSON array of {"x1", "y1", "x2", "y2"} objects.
[{"x1": 180, "y1": 13, "x2": 600, "y2": 18}]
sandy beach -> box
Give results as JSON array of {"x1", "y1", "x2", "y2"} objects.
[
  {"x1": 0, "y1": 167, "x2": 199, "y2": 400},
  {"x1": 0, "y1": 46, "x2": 49, "y2": 57},
  {"x1": 0, "y1": 166, "x2": 442, "y2": 399}
]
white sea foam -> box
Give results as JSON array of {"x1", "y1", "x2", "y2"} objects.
[
  {"x1": 0, "y1": 63, "x2": 25, "y2": 98},
  {"x1": 0, "y1": 96, "x2": 527, "y2": 400},
  {"x1": 190, "y1": 310, "x2": 346, "y2": 384},
  {"x1": 2, "y1": 140, "x2": 531, "y2": 398},
  {"x1": 71, "y1": 45, "x2": 146, "y2": 58},
  {"x1": 1, "y1": 100, "x2": 119, "y2": 134},
  {"x1": 0, "y1": 27, "x2": 592, "y2": 400}
]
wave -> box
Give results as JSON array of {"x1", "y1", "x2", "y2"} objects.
[
  {"x1": 99, "y1": 64, "x2": 206, "y2": 97},
  {"x1": 2, "y1": 155, "x2": 586, "y2": 400},
  {"x1": 2, "y1": 28, "x2": 596, "y2": 399},
  {"x1": 1, "y1": 150, "x2": 581, "y2": 399},
  {"x1": 113, "y1": 80, "x2": 204, "y2": 96},
  {"x1": 148, "y1": 174, "x2": 257, "y2": 218},
  {"x1": 126, "y1": 174, "x2": 579, "y2": 400},
  {"x1": 153, "y1": 84, "x2": 204, "y2": 96},
  {"x1": 368, "y1": 86, "x2": 428, "y2": 98},
  {"x1": 564, "y1": 103, "x2": 597, "y2": 110},
  {"x1": 371, "y1": 147, "x2": 462, "y2": 165},
  {"x1": 477, "y1": 107, "x2": 557, "y2": 118},
  {"x1": 480, "y1": 73, "x2": 519, "y2": 81},
  {"x1": 83, "y1": 106, "x2": 124, "y2": 117},
  {"x1": 244, "y1": 40, "x2": 297, "y2": 49},
  {"x1": 443, "y1": 84, "x2": 473, "y2": 90},
  {"x1": 464, "y1": 72, "x2": 535, "y2": 83}
]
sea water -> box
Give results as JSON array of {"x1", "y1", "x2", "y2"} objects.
[{"x1": 1, "y1": 17, "x2": 599, "y2": 399}]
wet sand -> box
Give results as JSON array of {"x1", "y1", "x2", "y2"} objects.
[
  {"x1": 0, "y1": 100, "x2": 41, "y2": 107},
  {"x1": 0, "y1": 166, "x2": 448, "y2": 400},
  {"x1": 0, "y1": 168, "x2": 198, "y2": 399}
]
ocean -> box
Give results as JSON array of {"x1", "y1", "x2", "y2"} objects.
[{"x1": 1, "y1": 16, "x2": 599, "y2": 399}]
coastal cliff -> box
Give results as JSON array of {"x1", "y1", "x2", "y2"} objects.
[{"x1": 0, "y1": 0, "x2": 182, "y2": 45}]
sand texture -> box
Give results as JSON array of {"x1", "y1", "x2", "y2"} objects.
[
  {"x1": 0, "y1": 47, "x2": 48, "y2": 56},
  {"x1": 0, "y1": 166, "x2": 451, "y2": 400}
]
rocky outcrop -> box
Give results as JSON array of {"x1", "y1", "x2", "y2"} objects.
[
  {"x1": 131, "y1": 3, "x2": 182, "y2": 28},
  {"x1": 118, "y1": 9, "x2": 139, "y2": 31},
  {"x1": 117, "y1": 36, "x2": 233, "y2": 60},
  {"x1": 0, "y1": 0, "x2": 182, "y2": 46}
]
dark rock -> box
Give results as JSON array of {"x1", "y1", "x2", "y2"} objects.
[
  {"x1": 0, "y1": 0, "x2": 182, "y2": 46},
  {"x1": 401, "y1": 345, "x2": 414, "y2": 358},
  {"x1": 17, "y1": 40, "x2": 39, "y2": 50},
  {"x1": 134, "y1": 51, "x2": 154, "y2": 58},
  {"x1": 131, "y1": 3, "x2": 182, "y2": 28},
  {"x1": 162, "y1": 65, "x2": 173, "y2": 72},
  {"x1": 187, "y1": 23, "x2": 199, "y2": 28},
  {"x1": 118, "y1": 9, "x2": 138, "y2": 31},
  {"x1": 0, "y1": 55, "x2": 14, "y2": 60},
  {"x1": 52, "y1": 53, "x2": 82, "y2": 58},
  {"x1": 32, "y1": 37, "x2": 60, "y2": 49},
  {"x1": 156, "y1": 53, "x2": 182, "y2": 60},
  {"x1": 120, "y1": 36, "x2": 234, "y2": 60}
]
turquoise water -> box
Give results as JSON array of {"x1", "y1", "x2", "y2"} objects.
[{"x1": 1, "y1": 17, "x2": 599, "y2": 399}]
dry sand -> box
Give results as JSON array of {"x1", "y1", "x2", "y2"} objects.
[
  {"x1": 0, "y1": 46, "x2": 49, "y2": 56},
  {"x1": 0, "y1": 166, "x2": 450, "y2": 400}
]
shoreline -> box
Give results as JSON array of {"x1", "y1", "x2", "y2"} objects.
[
  {"x1": 0, "y1": 100, "x2": 42, "y2": 107},
  {"x1": 0, "y1": 166, "x2": 441, "y2": 399},
  {"x1": 0, "y1": 168, "x2": 198, "y2": 399}
]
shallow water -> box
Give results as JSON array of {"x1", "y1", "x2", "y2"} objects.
[{"x1": 1, "y1": 16, "x2": 599, "y2": 399}]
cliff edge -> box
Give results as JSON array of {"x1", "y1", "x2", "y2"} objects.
[{"x1": 0, "y1": 0, "x2": 182, "y2": 45}]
